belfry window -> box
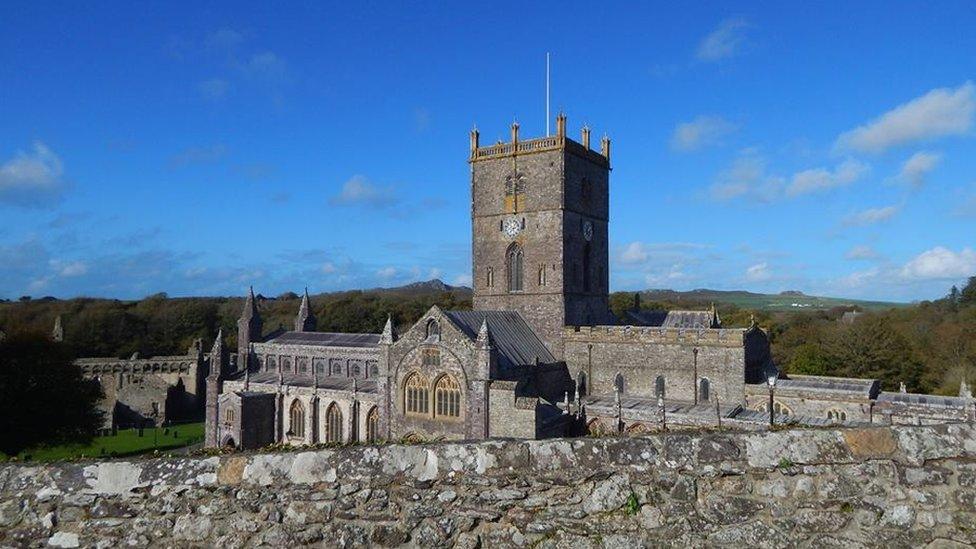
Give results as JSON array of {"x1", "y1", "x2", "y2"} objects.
[
  {"x1": 434, "y1": 374, "x2": 462, "y2": 418},
  {"x1": 324, "y1": 402, "x2": 343, "y2": 443},
  {"x1": 507, "y1": 243, "x2": 524, "y2": 293},
  {"x1": 486, "y1": 266, "x2": 494, "y2": 288},
  {"x1": 288, "y1": 399, "x2": 305, "y2": 439},
  {"x1": 404, "y1": 372, "x2": 429, "y2": 416}
]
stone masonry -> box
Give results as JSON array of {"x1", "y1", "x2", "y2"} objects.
[{"x1": 3, "y1": 424, "x2": 976, "y2": 547}]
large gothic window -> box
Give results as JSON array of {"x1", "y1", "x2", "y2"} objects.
[
  {"x1": 404, "y1": 372, "x2": 429, "y2": 416},
  {"x1": 434, "y1": 374, "x2": 461, "y2": 418},
  {"x1": 366, "y1": 406, "x2": 379, "y2": 442},
  {"x1": 506, "y1": 243, "x2": 524, "y2": 293},
  {"x1": 324, "y1": 402, "x2": 343, "y2": 443},
  {"x1": 288, "y1": 399, "x2": 305, "y2": 439}
]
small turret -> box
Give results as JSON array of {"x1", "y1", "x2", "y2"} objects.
[
  {"x1": 294, "y1": 288, "x2": 315, "y2": 332},
  {"x1": 581, "y1": 125, "x2": 591, "y2": 149},
  {"x1": 204, "y1": 328, "x2": 225, "y2": 448},
  {"x1": 476, "y1": 318, "x2": 492, "y2": 350},
  {"x1": 52, "y1": 315, "x2": 64, "y2": 342},
  {"x1": 237, "y1": 287, "x2": 262, "y2": 372},
  {"x1": 208, "y1": 328, "x2": 224, "y2": 380},
  {"x1": 379, "y1": 315, "x2": 397, "y2": 344},
  {"x1": 600, "y1": 134, "x2": 611, "y2": 162}
]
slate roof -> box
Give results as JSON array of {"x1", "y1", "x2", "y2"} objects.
[
  {"x1": 240, "y1": 371, "x2": 380, "y2": 393},
  {"x1": 443, "y1": 310, "x2": 556, "y2": 370},
  {"x1": 620, "y1": 309, "x2": 721, "y2": 329},
  {"x1": 264, "y1": 331, "x2": 381, "y2": 348},
  {"x1": 775, "y1": 375, "x2": 879, "y2": 398},
  {"x1": 877, "y1": 392, "x2": 968, "y2": 408},
  {"x1": 661, "y1": 310, "x2": 720, "y2": 329}
]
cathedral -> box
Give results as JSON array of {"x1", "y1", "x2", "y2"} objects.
[{"x1": 204, "y1": 115, "x2": 975, "y2": 449}]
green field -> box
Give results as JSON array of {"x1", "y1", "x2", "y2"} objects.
[
  {"x1": 640, "y1": 289, "x2": 905, "y2": 311},
  {"x1": 1, "y1": 422, "x2": 205, "y2": 462}
]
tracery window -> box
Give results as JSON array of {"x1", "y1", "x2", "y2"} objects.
[
  {"x1": 330, "y1": 358, "x2": 343, "y2": 376},
  {"x1": 288, "y1": 399, "x2": 305, "y2": 439},
  {"x1": 281, "y1": 357, "x2": 292, "y2": 373},
  {"x1": 266, "y1": 356, "x2": 277, "y2": 371},
  {"x1": 349, "y1": 360, "x2": 363, "y2": 378},
  {"x1": 296, "y1": 357, "x2": 309, "y2": 374},
  {"x1": 367, "y1": 360, "x2": 378, "y2": 377},
  {"x1": 434, "y1": 374, "x2": 461, "y2": 418},
  {"x1": 366, "y1": 406, "x2": 380, "y2": 442},
  {"x1": 655, "y1": 376, "x2": 666, "y2": 399},
  {"x1": 314, "y1": 358, "x2": 326, "y2": 375},
  {"x1": 507, "y1": 243, "x2": 524, "y2": 293},
  {"x1": 324, "y1": 402, "x2": 343, "y2": 443},
  {"x1": 699, "y1": 378, "x2": 711, "y2": 402},
  {"x1": 224, "y1": 408, "x2": 235, "y2": 423},
  {"x1": 404, "y1": 372, "x2": 429, "y2": 416}
]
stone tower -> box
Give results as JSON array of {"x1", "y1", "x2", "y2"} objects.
[
  {"x1": 294, "y1": 288, "x2": 315, "y2": 332},
  {"x1": 204, "y1": 328, "x2": 224, "y2": 448},
  {"x1": 237, "y1": 286, "x2": 262, "y2": 372},
  {"x1": 469, "y1": 114, "x2": 611, "y2": 358}
]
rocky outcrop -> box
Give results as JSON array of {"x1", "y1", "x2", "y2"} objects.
[{"x1": 2, "y1": 424, "x2": 975, "y2": 547}]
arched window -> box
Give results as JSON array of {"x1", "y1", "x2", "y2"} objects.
[
  {"x1": 426, "y1": 319, "x2": 440, "y2": 340},
  {"x1": 266, "y1": 356, "x2": 277, "y2": 372},
  {"x1": 366, "y1": 406, "x2": 379, "y2": 442},
  {"x1": 330, "y1": 358, "x2": 343, "y2": 376},
  {"x1": 324, "y1": 402, "x2": 343, "y2": 443},
  {"x1": 583, "y1": 242, "x2": 591, "y2": 292},
  {"x1": 404, "y1": 372, "x2": 429, "y2": 416},
  {"x1": 314, "y1": 358, "x2": 326, "y2": 375},
  {"x1": 613, "y1": 372, "x2": 625, "y2": 394},
  {"x1": 281, "y1": 357, "x2": 292, "y2": 373},
  {"x1": 587, "y1": 419, "x2": 611, "y2": 436},
  {"x1": 538, "y1": 264, "x2": 546, "y2": 287},
  {"x1": 699, "y1": 378, "x2": 710, "y2": 402},
  {"x1": 349, "y1": 360, "x2": 363, "y2": 378},
  {"x1": 486, "y1": 267, "x2": 494, "y2": 288},
  {"x1": 506, "y1": 243, "x2": 524, "y2": 293},
  {"x1": 655, "y1": 376, "x2": 666, "y2": 399},
  {"x1": 224, "y1": 407, "x2": 235, "y2": 423},
  {"x1": 288, "y1": 399, "x2": 305, "y2": 439},
  {"x1": 296, "y1": 357, "x2": 308, "y2": 374},
  {"x1": 826, "y1": 408, "x2": 847, "y2": 423},
  {"x1": 434, "y1": 374, "x2": 462, "y2": 418},
  {"x1": 773, "y1": 401, "x2": 793, "y2": 416}
]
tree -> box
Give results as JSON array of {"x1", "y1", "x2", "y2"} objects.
[
  {"x1": 960, "y1": 276, "x2": 976, "y2": 305},
  {"x1": 0, "y1": 332, "x2": 104, "y2": 456}
]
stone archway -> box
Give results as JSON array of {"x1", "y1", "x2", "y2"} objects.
[{"x1": 221, "y1": 435, "x2": 237, "y2": 449}]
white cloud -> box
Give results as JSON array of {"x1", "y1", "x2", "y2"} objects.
[
  {"x1": 897, "y1": 151, "x2": 941, "y2": 187},
  {"x1": 55, "y1": 260, "x2": 88, "y2": 277},
  {"x1": 843, "y1": 205, "x2": 899, "y2": 227},
  {"x1": 836, "y1": 82, "x2": 975, "y2": 153},
  {"x1": 452, "y1": 273, "x2": 472, "y2": 286},
  {"x1": 321, "y1": 262, "x2": 337, "y2": 274},
  {"x1": 786, "y1": 159, "x2": 869, "y2": 197},
  {"x1": 844, "y1": 245, "x2": 880, "y2": 261},
  {"x1": 745, "y1": 262, "x2": 771, "y2": 282},
  {"x1": 376, "y1": 266, "x2": 397, "y2": 279},
  {"x1": 329, "y1": 175, "x2": 397, "y2": 208},
  {"x1": 900, "y1": 246, "x2": 976, "y2": 280},
  {"x1": 619, "y1": 242, "x2": 649, "y2": 264},
  {"x1": 696, "y1": 18, "x2": 749, "y2": 62},
  {"x1": 709, "y1": 151, "x2": 782, "y2": 201},
  {"x1": 0, "y1": 142, "x2": 65, "y2": 207},
  {"x1": 670, "y1": 116, "x2": 735, "y2": 151}
]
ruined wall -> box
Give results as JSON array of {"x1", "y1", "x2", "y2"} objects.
[{"x1": 3, "y1": 424, "x2": 976, "y2": 547}]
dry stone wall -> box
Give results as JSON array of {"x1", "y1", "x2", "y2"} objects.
[{"x1": 2, "y1": 424, "x2": 976, "y2": 547}]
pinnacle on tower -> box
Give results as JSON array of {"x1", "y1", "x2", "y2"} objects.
[
  {"x1": 476, "y1": 318, "x2": 492, "y2": 349},
  {"x1": 379, "y1": 315, "x2": 397, "y2": 344},
  {"x1": 294, "y1": 287, "x2": 316, "y2": 332}
]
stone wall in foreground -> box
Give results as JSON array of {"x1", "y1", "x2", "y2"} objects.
[{"x1": 2, "y1": 424, "x2": 976, "y2": 547}]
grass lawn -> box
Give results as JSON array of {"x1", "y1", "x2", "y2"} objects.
[{"x1": 2, "y1": 422, "x2": 205, "y2": 462}]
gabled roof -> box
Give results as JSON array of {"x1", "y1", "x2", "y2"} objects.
[
  {"x1": 775, "y1": 374, "x2": 880, "y2": 398},
  {"x1": 661, "y1": 310, "x2": 720, "y2": 329},
  {"x1": 877, "y1": 392, "x2": 969, "y2": 408},
  {"x1": 264, "y1": 331, "x2": 381, "y2": 348},
  {"x1": 443, "y1": 310, "x2": 556, "y2": 370}
]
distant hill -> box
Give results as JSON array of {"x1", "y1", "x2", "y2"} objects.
[
  {"x1": 637, "y1": 288, "x2": 903, "y2": 311},
  {"x1": 367, "y1": 279, "x2": 471, "y2": 296}
]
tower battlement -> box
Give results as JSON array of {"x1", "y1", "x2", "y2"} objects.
[{"x1": 468, "y1": 114, "x2": 611, "y2": 168}]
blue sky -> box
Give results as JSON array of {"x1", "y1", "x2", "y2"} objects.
[{"x1": 1, "y1": 2, "x2": 975, "y2": 302}]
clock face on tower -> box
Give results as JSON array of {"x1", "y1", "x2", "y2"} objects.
[
  {"x1": 583, "y1": 220, "x2": 593, "y2": 242},
  {"x1": 503, "y1": 217, "x2": 521, "y2": 238}
]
